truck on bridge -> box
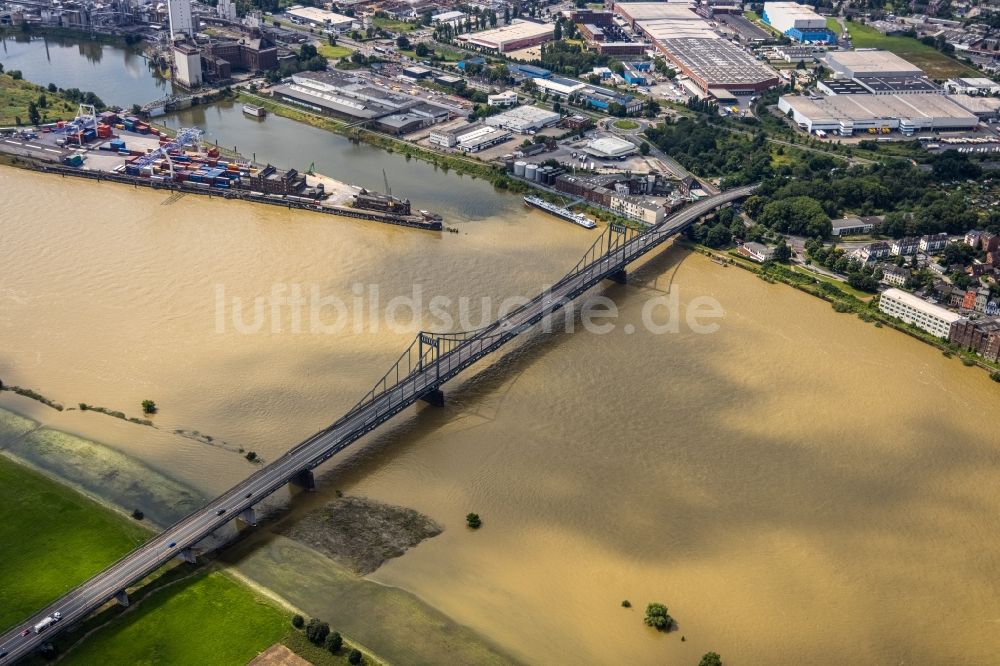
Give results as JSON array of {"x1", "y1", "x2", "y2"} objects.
[{"x1": 33, "y1": 613, "x2": 61, "y2": 634}]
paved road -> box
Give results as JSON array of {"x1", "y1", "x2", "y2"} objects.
[{"x1": 0, "y1": 185, "x2": 755, "y2": 664}]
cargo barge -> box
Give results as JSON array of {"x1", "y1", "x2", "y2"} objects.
[
  {"x1": 242, "y1": 104, "x2": 266, "y2": 118},
  {"x1": 523, "y1": 195, "x2": 596, "y2": 229}
]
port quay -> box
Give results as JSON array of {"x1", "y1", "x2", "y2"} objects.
[{"x1": 0, "y1": 106, "x2": 444, "y2": 231}]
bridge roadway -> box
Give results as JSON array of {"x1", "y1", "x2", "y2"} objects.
[{"x1": 0, "y1": 185, "x2": 755, "y2": 664}]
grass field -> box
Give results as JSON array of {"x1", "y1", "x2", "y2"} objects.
[
  {"x1": 613, "y1": 119, "x2": 639, "y2": 130},
  {"x1": 318, "y1": 44, "x2": 353, "y2": 60},
  {"x1": 373, "y1": 17, "x2": 417, "y2": 33},
  {"x1": 398, "y1": 47, "x2": 464, "y2": 63},
  {"x1": 0, "y1": 73, "x2": 75, "y2": 126},
  {"x1": 0, "y1": 454, "x2": 150, "y2": 631},
  {"x1": 60, "y1": 571, "x2": 289, "y2": 666},
  {"x1": 841, "y1": 20, "x2": 979, "y2": 78}
]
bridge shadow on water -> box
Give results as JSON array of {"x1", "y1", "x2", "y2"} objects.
[
  {"x1": 304, "y1": 242, "x2": 696, "y2": 478},
  {"x1": 220, "y1": 243, "x2": 713, "y2": 548}
]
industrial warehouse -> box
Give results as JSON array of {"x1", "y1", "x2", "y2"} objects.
[
  {"x1": 778, "y1": 93, "x2": 979, "y2": 135},
  {"x1": 612, "y1": 2, "x2": 780, "y2": 96},
  {"x1": 825, "y1": 50, "x2": 925, "y2": 78},
  {"x1": 761, "y1": 2, "x2": 836, "y2": 43},
  {"x1": 457, "y1": 19, "x2": 554, "y2": 53},
  {"x1": 484, "y1": 105, "x2": 561, "y2": 133},
  {"x1": 271, "y1": 71, "x2": 453, "y2": 134},
  {"x1": 781, "y1": 49, "x2": 982, "y2": 135}
]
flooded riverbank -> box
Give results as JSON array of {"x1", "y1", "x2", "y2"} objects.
[{"x1": 5, "y1": 162, "x2": 1000, "y2": 664}]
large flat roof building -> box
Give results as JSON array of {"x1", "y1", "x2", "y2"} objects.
[
  {"x1": 457, "y1": 20, "x2": 554, "y2": 53},
  {"x1": 778, "y1": 92, "x2": 978, "y2": 135},
  {"x1": 612, "y1": 2, "x2": 779, "y2": 95},
  {"x1": 613, "y1": 2, "x2": 703, "y2": 24},
  {"x1": 825, "y1": 50, "x2": 923, "y2": 79},
  {"x1": 658, "y1": 37, "x2": 780, "y2": 94},
  {"x1": 585, "y1": 135, "x2": 637, "y2": 158},
  {"x1": 484, "y1": 105, "x2": 560, "y2": 133},
  {"x1": 947, "y1": 94, "x2": 1000, "y2": 119},
  {"x1": 879, "y1": 288, "x2": 961, "y2": 338},
  {"x1": 286, "y1": 6, "x2": 354, "y2": 30}
]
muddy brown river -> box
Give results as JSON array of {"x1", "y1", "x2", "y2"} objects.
[{"x1": 3, "y1": 165, "x2": 1000, "y2": 664}]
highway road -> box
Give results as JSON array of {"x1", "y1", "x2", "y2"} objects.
[{"x1": 0, "y1": 185, "x2": 755, "y2": 664}]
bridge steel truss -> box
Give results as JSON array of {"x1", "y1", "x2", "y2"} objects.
[{"x1": 0, "y1": 185, "x2": 755, "y2": 665}]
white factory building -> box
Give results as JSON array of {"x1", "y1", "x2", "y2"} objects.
[
  {"x1": 429, "y1": 123, "x2": 512, "y2": 152},
  {"x1": 778, "y1": 93, "x2": 979, "y2": 135},
  {"x1": 878, "y1": 288, "x2": 961, "y2": 339},
  {"x1": 825, "y1": 50, "x2": 923, "y2": 79},
  {"x1": 487, "y1": 91, "x2": 519, "y2": 107},
  {"x1": 485, "y1": 105, "x2": 561, "y2": 133},
  {"x1": 584, "y1": 136, "x2": 637, "y2": 159},
  {"x1": 944, "y1": 77, "x2": 1000, "y2": 96},
  {"x1": 286, "y1": 6, "x2": 354, "y2": 31}
]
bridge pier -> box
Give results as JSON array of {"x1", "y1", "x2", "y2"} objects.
[
  {"x1": 237, "y1": 507, "x2": 257, "y2": 528},
  {"x1": 607, "y1": 268, "x2": 627, "y2": 284},
  {"x1": 114, "y1": 589, "x2": 129, "y2": 607},
  {"x1": 289, "y1": 469, "x2": 316, "y2": 492},
  {"x1": 178, "y1": 548, "x2": 197, "y2": 564},
  {"x1": 419, "y1": 388, "x2": 444, "y2": 407}
]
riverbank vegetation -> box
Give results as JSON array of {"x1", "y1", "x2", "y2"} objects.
[
  {"x1": 0, "y1": 380, "x2": 63, "y2": 410},
  {"x1": 0, "y1": 69, "x2": 77, "y2": 126},
  {"x1": 78, "y1": 402, "x2": 154, "y2": 426},
  {"x1": 685, "y1": 242, "x2": 1000, "y2": 375},
  {"x1": 290, "y1": 613, "x2": 379, "y2": 665},
  {"x1": 277, "y1": 496, "x2": 442, "y2": 575}
]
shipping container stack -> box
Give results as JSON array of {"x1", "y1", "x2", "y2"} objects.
[{"x1": 123, "y1": 148, "x2": 257, "y2": 189}]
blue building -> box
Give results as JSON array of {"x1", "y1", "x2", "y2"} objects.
[
  {"x1": 456, "y1": 57, "x2": 486, "y2": 70},
  {"x1": 507, "y1": 63, "x2": 553, "y2": 79},
  {"x1": 762, "y1": 2, "x2": 837, "y2": 44},
  {"x1": 622, "y1": 62, "x2": 650, "y2": 86}
]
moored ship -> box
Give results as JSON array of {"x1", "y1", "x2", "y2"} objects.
[{"x1": 523, "y1": 195, "x2": 596, "y2": 229}]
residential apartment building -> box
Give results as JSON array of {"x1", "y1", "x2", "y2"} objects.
[
  {"x1": 890, "y1": 236, "x2": 921, "y2": 256},
  {"x1": 881, "y1": 264, "x2": 911, "y2": 286},
  {"x1": 878, "y1": 288, "x2": 962, "y2": 338},
  {"x1": 949, "y1": 316, "x2": 1000, "y2": 362},
  {"x1": 919, "y1": 232, "x2": 949, "y2": 253},
  {"x1": 854, "y1": 241, "x2": 891, "y2": 263}
]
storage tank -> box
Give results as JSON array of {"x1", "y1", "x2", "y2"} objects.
[
  {"x1": 524, "y1": 163, "x2": 538, "y2": 181},
  {"x1": 513, "y1": 160, "x2": 526, "y2": 177}
]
